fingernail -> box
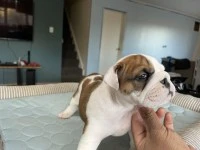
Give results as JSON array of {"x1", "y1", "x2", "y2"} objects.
[
  {"x1": 138, "y1": 107, "x2": 149, "y2": 114},
  {"x1": 138, "y1": 107, "x2": 154, "y2": 119}
]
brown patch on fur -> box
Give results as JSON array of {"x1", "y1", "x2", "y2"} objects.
[
  {"x1": 94, "y1": 76, "x2": 103, "y2": 81},
  {"x1": 72, "y1": 73, "x2": 101, "y2": 98},
  {"x1": 79, "y1": 77, "x2": 102, "y2": 133},
  {"x1": 115, "y1": 55, "x2": 154, "y2": 95},
  {"x1": 88, "y1": 73, "x2": 100, "y2": 76},
  {"x1": 72, "y1": 80, "x2": 83, "y2": 98}
]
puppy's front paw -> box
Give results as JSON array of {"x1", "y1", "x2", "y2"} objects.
[{"x1": 58, "y1": 112, "x2": 71, "y2": 119}]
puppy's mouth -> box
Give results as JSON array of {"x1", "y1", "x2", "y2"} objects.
[
  {"x1": 142, "y1": 79, "x2": 175, "y2": 107},
  {"x1": 160, "y1": 78, "x2": 174, "y2": 97},
  {"x1": 168, "y1": 91, "x2": 174, "y2": 96}
]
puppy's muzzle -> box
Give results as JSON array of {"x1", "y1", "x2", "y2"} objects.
[
  {"x1": 160, "y1": 78, "x2": 174, "y2": 96},
  {"x1": 160, "y1": 78, "x2": 170, "y2": 88}
]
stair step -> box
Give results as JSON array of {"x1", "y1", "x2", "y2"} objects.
[
  {"x1": 63, "y1": 42, "x2": 74, "y2": 50},
  {"x1": 62, "y1": 59, "x2": 79, "y2": 67},
  {"x1": 62, "y1": 68, "x2": 83, "y2": 82},
  {"x1": 62, "y1": 75, "x2": 83, "y2": 82},
  {"x1": 62, "y1": 47, "x2": 75, "y2": 53},
  {"x1": 63, "y1": 51, "x2": 77, "y2": 58},
  {"x1": 62, "y1": 72, "x2": 83, "y2": 78},
  {"x1": 62, "y1": 67, "x2": 82, "y2": 75},
  {"x1": 63, "y1": 35, "x2": 73, "y2": 41},
  {"x1": 62, "y1": 67, "x2": 83, "y2": 82}
]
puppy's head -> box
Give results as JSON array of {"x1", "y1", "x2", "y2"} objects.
[
  {"x1": 104, "y1": 54, "x2": 175, "y2": 107},
  {"x1": 114, "y1": 55, "x2": 154, "y2": 95}
]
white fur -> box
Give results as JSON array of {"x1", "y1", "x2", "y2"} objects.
[{"x1": 59, "y1": 54, "x2": 175, "y2": 150}]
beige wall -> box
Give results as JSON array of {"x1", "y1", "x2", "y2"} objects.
[
  {"x1": 68, "y1": 0, "x2": 92, "y2": 74},
  {"x1": 193, "y1": 32, "x2": 200, "y2": 60}
]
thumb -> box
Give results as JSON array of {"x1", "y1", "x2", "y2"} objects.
[{"x1": 139, "y1": 107, "x2": 163, "y2": 131}]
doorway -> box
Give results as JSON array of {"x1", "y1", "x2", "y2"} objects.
[{"x1": 99, "y1": 9, "x2": 126, "y2": 74}]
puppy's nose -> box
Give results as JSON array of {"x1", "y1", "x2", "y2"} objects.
[{"x1": 160, "y1": 78, "x2": 170, "y2": 88}]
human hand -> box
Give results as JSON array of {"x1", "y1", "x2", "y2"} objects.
[{"x1": 131, "y1": 107, "x2": 196, "y2": 150}]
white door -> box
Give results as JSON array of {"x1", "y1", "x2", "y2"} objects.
[{"x1": 99, "y1": 9, "x2": 125, "y2": 74}]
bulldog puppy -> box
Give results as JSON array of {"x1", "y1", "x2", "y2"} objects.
[{"x1": 58, "y1": 54, "x2": 176, "y2": 150}]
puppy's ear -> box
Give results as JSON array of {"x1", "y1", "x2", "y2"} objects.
[
  {"x1": 114, "y1": 63, "x2": 124, "y2": 75},
  {"x1": 104, "y1": 63, "x2": 124, "y2": 90}
]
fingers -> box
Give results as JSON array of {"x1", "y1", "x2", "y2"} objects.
[
  {"x1": 138, "y1": 107, "x2": 163, "y2": 131},
  {"x1": 164, "y1": 112, "x2": 174, "y2": 130},
  {"x1": 156, "y1": 107, "x2": 166, "y2": 119},
  {"x1": 156, "y1": 107, "x2": 174, "y2": 130},
  {"x1": 131, "y1": 111, "x2": 146, "y2": 144},
  {"x1": 188, "y1": 145, "x2": 196, "y2": 150}
]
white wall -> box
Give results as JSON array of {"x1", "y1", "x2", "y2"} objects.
[
  {"x1": 68, "y1": 0, "x2": 92, "y2": 74},
  {"x1": 87, "y1": 0, "x2": 199, "y2": 74}
]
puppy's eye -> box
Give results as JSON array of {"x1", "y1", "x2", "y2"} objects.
[{"x1": 135, "y1": 73, "x2": 148, "y2": 81}]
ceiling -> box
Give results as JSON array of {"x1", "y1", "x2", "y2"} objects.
[
  {"x1": 65, "y1": 0, "x2": 200, "y2": 20},
  {"x1": 129, "y1": 0, "x2": 200, "y2": 20}
]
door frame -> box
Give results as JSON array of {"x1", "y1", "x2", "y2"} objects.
[{"x1": 98, "y1": 8, "x2": 126, "y2": 74}]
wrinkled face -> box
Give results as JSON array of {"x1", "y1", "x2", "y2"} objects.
[
  {"x1": 115, "y1": 55, "x2": 154, "y2": 95},
  {"x1": 103, "y1": 54, "x2": 175, "y2": 107}
]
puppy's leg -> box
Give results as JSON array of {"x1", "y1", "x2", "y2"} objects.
[
  {"x1": 58, "y1": 96, "x2": 79, "y2": 119},
  {"x1": 77, "y1": 124, "x2": 107, "y2": 150},
  {"x1": 58, "y1": 82, "x2": 82, "y2": 119}
]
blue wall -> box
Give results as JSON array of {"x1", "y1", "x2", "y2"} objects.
[
  {"x1": 87, "y1": 0, "x2": 199, "y2": 74},
  {"x1": 0, "y1": 0, "x2": 64, "y2": 84}
]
